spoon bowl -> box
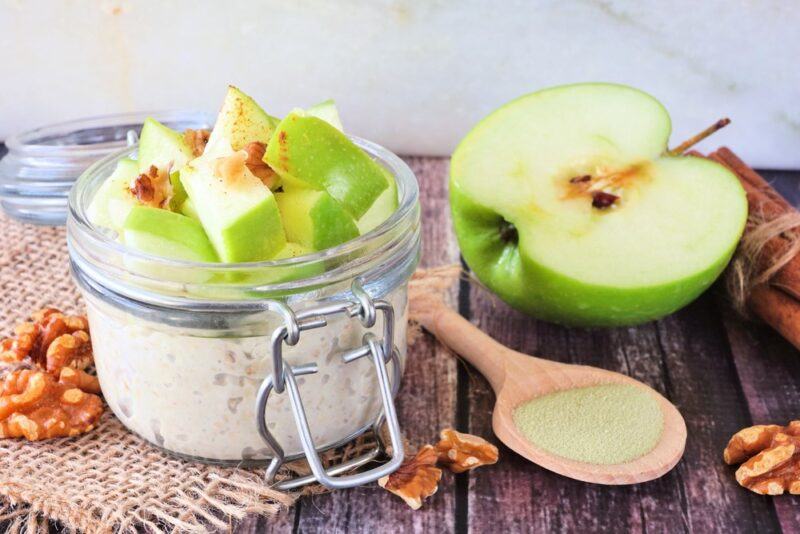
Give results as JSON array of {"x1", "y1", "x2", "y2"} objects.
[{"x1": 411, "y1": 287, "x2": 687, "y2": 485}]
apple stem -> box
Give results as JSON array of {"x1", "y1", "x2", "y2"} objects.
[{"x1": 667, "y1": 118, "x2": 731, "y2": 156}]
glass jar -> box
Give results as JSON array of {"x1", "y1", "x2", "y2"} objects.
[
  {"x1": 0, "y1": 111, "x2": 212, "y2": 225},
  {"x1": 66, "y1": 136, "x2": 420, "y2": 488}
]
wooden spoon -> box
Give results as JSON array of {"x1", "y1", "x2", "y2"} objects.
[{"x1": 410, "y1": 288, "x2": 687, "y2": 485}]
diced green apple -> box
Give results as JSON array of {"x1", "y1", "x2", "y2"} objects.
[
  {"x1": 122, "y1": 206, "x2": 219, "y2": 263},
  {"x1": 207, "y1": 86, "x2": 277, "y2": 150},
  {"x1": 275, "y1": 242, "x2": 313, "y2": 259},
  {"x1": 276, "y1": 188, "x2": 359, "y2": 251},
  {"x1": 169, "y1": 170, "x2": 187, "y2": 210},
  {"x1": 87, "y1": 157, "x2": 139, "y2": 231},
  {"x1": 357, "y1": 168, "x2": 398, "y2": 233},
  {"x1": 265, "y1": 113, "x2": 388, "y2": 219},
  {"x1": 181, "y1": 139, "x2": 286, "y2": 262},
  {"x1": 306, "y1": 99, "x2": 344, "y2": 131},
  {"x1": 137, "y1": 118, "x2": 194, "y2": 174},
  {"x1": 180, "y1": 197, "x2": 199, "y2": 220},
  {"x1": 450, "y1": 82, "x2": 748, "y2": 326}
]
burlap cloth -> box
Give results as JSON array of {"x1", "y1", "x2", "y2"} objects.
[{"x1": 0, "y1": 214, "x2": 386, "y2": 533}]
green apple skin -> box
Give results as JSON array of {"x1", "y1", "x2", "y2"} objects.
[
  {"x1": 451, "y1": 182, "x2": 742, "y2": 326},
  {"x1": 358, "y1": 168, "x2": 398, "y2": 233},
  {"x1": 208, "y1": 85, "x2": 277, "y2": 150},
  {"x1": 122, "y1": 206, "x2": 219, "y2": 263},
  {"x1": 450, "y1": 83, "x2": 748, "y2": 327},
  {"x1": 169, "y1": 170, "x2": 187, "y2": 210},
  {"x1": 137, "y1": 118, "x2": 194, "y2": 174},
  {"x1": 265, "y1": 113, "x2": 388, "y2": 219},
  {"x1": 276, "y1": 188, "x2": 359, "y2": 250},
  {"x1": 87, "y1": 157, "x2": 139, "y2": 231},
  {"x1": 225, "y1": 242, "x2": 326, "y2": 291},
  {"x1": 181, "y1": 139, "x2": 286, "y2": 263},
  {"x1": 306, "y1": 99, "x2": 344, "y2": 131},
  {"x1": 180, "y1": 197, "x2": 199, "y2": 220}
]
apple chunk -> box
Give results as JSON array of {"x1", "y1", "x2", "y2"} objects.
[
  {"x1": 181, "y1": 139, "x2": 286, "y2": 262},
  {"x1": 137, "y1": 117, "x2": 194, "y2": 173},
  {"x1": 357, "y1": 168, "x2": 398, "y2": 233},
  {"x1": 122, "y1": 206, "x2": 219, "y2": 263},
  {"x1": 87, "y1": 157, "x2": 139, "y2": 232},
  {"x1": 276, "y1": 188, "x2": 359, "y2": 251},
  {"x1": 450, "y1": 83, "x2": 747, "y2": 326},
  {"x1": 265, "y1": 113, "x2": 388, "y2": 219},
  {"x1": 208, "y1": 85, "x2": 278, "y2": 150}
]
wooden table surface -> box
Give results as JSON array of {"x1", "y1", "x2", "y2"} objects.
[
  {"x1": 237, "y1": 157, "x2": 800, "y2": 534},
  {"x1": 1, "y1": 146, "x2": 798, "y2": 533}
]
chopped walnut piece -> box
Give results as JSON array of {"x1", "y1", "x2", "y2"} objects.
[
  {"x1": 184, "y1": 128, "x2": 210, "y2": 157},
  {"x1": 244, "y1": 141, "x2": 279, "y2": 189},
  {"x1": 214, "y1": 150, "x2": 248, "y2": 185},
  {"x1": 0, "y1": 369, "x2": 103, "y2": 441},
  {"x1": 131, "y1": 165, "x2": 173, "y2": 208},
  {"x1": 435, "y1": 428, "x2": 499, "y2": 473},
  {"x1": 378, "y1": 445, "x2": 442, "y2": 509},
  {"x1": 724, "y1": 421, "x2": 800, "y2": 495}
]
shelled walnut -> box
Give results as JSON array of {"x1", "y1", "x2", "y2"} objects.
[
  {"x1": 379, "y1": 428, "x2": 499, "y2": 509},
  {"x1": 0, "y1": 369, "x2": 103, "y2": 440},
  {"x1": 0, "y1": 308, "x2": 102, "y2": 441},
  {"x1": 724, "y1": 421, "x2": 800, "y2": 495},
  {"x1": 378, "y1": 445, "x2": 442, "y2": 510},
  {"x1": 435, "y1": 428, "x2": 499, "y2": 473}
]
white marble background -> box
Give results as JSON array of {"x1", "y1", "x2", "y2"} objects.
[{"x1": 1, "y1": 0, "x2": 798, "y2": 168}]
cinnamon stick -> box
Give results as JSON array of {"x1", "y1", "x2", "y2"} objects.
[
  {"x1": 709, "y1": 148, "x2": 800, "y2": 300},
  {"x1": 708, "y1": 147, "x2": 800, "y2": 350}
]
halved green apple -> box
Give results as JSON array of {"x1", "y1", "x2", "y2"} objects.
[
  {"x1": 264, "y1": 113, "x2": 388, "y2": 219},
  {"x1": 207, "y1": 85, "x2": 278, "y2": 150},
  {"x1": 450, "y1": 83, "x2": 748, "y2": 326},
  {"x1": 276, "y1": 187, "x2": 359, "y2": 250},
  {"x1": 181, "y1": 138, "x2": 286, "y2": 262}
]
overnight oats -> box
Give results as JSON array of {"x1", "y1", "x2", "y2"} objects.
[{"x1": 66, "y1": 87, "x2": 420, "y2": 465}]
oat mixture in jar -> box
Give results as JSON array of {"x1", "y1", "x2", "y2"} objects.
[{"x1": 67, "y1": 136, "x2": 420, "y2": 463}]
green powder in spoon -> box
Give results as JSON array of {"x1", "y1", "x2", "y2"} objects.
[{"x1": 512, "y1": 383, "x2": 664, "y2": 465}]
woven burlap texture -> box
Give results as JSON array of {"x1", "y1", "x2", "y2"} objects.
[{"x1": 0, "y1": 214, "x2": 354, "y2": 533}]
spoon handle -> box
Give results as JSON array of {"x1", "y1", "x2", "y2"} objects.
[{"x1": 416, "y1": 299, "x2": 526, "y2": 391}]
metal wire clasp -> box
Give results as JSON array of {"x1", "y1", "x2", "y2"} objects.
[{"x1": 255, "y1": 280, "x2": 404, "y2": 490}]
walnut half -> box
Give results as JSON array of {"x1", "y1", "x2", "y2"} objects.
[
  {"x1": 435, "y1": 428, "x2": 499, "y2": 473},
  {"x1": 0, "y1": 369, "x2": 103, "y2": 441},
  {"x1": 0, "y1": 308, "x2": 92, "y2": 372},
  {"x1": 0, "y1": 308, "x2": 101, "y2": 441},
  {"x1": 378, "y1": 445, "x2": 442, "y2": 510},
  {"x1": 724, "y1": 420, "x2": 800, "y2": 495}
]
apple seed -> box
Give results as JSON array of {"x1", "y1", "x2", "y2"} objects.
[{"x1": 591, "y1": 191, "x2": 619, "y2": 210}]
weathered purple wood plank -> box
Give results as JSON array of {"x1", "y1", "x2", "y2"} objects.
[
  {"x1": 721, "y1": 309, "x2": 800, "y2": 534},
  {"x1": 464, "y1": 285, "x2": 781, "y2": 533}
]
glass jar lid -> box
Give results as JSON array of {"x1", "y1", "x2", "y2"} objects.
[{"x1": 0, "y1": 111, "x2": 213, "y2": 226}]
